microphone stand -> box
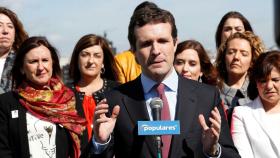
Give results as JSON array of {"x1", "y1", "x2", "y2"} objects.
[
  {"x1": 155, "y1": 135, "x2": 162, "y2": 158},
  {"x1": 150, "y1": 97, "x2": 163, "y2": 158}
]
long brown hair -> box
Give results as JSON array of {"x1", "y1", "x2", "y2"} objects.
[
  {"x1": 175, "y1": 40, "x2": 217, "y2": 85},
  {"x1": 69, "y1": 34, "x2": 119, "y2": 83},
  {"x1": 215, "y1": 11, "x2": 253, "y2": 49}
]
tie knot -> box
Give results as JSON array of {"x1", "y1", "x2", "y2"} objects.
[{"x1": 156, "y1": 83, "x2": 165, "y2": 96}]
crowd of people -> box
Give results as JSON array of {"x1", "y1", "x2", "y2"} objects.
[{"x1": 0, "y1": 1, "x2": 279, "y2": 158}]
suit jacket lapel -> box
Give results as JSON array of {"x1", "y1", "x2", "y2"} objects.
[
  {"x1": 170, "y1": 78, "x2": 198, "y2": 156},
  {"x1": 121, "y1": 77, "x2": 150, "y2": 123},
  {"x1": 122, "y1": 77, "x2": 157, "y2": 157},
  {"x1": 252, "y1": 97, "x2": 280, "y2": 156}
]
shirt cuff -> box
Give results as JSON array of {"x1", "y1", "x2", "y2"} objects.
[
  {"x1": 205, "y1": 143, "x2": 222, "y2": 158},
  {"x1": 91, "y1": 135, "x2": 111, "y2": 154}
]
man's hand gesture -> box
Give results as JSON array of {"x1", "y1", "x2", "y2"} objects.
[
  {"x1": 198, "y1": 107, "x2": 221, "y2": 156},
  {"x1": 93, "y1": 99, "x2": 120, "y2": 143}
]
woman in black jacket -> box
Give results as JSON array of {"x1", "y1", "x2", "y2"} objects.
[
  {"x1": 68, "y1": 34, "x2": 119, "y2": 142},
  {"x1": 0, "y1": 36, "x2": 87, "y2": 158}
]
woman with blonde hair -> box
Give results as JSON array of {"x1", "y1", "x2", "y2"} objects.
[{"x1": 215, "y1": 31, "x2": 265, "y2": 125}]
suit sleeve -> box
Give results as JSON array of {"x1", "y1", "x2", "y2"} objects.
[
  {"x1": 231, "y1": 108, "x2": 254, "y2": 158},
  {"x1": 90, "y1": 93, "x2": 116, "y2": 158},
  {"x1": 214, "y1": 89, "x2": 241, "y2": 158},
  {"x1": 0, "y1": 96, "x2": 13, "y2": 157}
]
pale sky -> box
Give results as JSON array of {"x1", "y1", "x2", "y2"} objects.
[{"x1": 2, "y1": 0, "x2": 276, "y2": 65}]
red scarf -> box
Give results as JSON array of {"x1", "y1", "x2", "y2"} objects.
[{"x1": 17, "y1": 77, "x2": 87, "y2": 158}]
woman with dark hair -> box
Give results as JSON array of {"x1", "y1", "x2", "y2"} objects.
[
  {"x1": 215, "y1": 31, "x2": 265, "y2": 125},
  {"x1": 215, "y1": 11, "x2": 253, "y2": 50},
  {"x1": 231, "y1": 50, "x2": 280, "y2": 157},
  {"x1": 0, "y1": 36, "x2": 86, "y2": 158},
  {"x1": 0, "y1": 7, "x2": 28, "y2": 93},
  {"x1": 174, "y1": 40, "x2": 217, "y2": 85},
  {"x1": 69, "y1": 34, "x2": 119, "y2": 140}
]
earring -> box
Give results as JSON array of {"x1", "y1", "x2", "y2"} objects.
[
  {"x1": 198, "y1": 76, "x2": 202, "y2": 83},
  {"x1": 101, "y1": 67, "x2": 105, "y2": 74}
]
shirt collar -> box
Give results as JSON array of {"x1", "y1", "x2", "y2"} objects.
[
  {"x1": 141, "y1": 67, "x2": 178, "y2": 93},
  {"x1": 223, "y1": 77, "x2": 249, "y2": 97}
]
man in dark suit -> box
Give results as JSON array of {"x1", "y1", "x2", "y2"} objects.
[{"x1": 93, "y1": 2, "x2": 240, "y2": 158}]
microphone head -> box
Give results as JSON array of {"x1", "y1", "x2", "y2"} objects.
[{"x1": 150, "y1": 97, "x2": 163, "y2": 109}]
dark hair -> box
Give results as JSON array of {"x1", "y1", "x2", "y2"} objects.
[
  {"x1": 174, "y1": 40, "x2": 217, "y2": 85},
  {"x1": 0, "y1": 7, "x2": 28, "y2": 51},
  {"x1": 128, "y1": 2, "x2": 177, "y2": 50},
  {"x1": 215, "y1": 31, "x2": 264, "y2": 88},
  {"x1": 133, "y1": 1, "x2": 158, "y2": 12},
  {"x1": 215, "y1": 11, "x2": 253, "y2": 49},
  {"x1": 248, "y1": 50, "x2": 280, "y2": 99},
  {"x1": 69, "y1": 34, "x2": 119, "y2": 83},
  {"x1": 12, "y1": 36, "x2": 61, "y2": 88}
]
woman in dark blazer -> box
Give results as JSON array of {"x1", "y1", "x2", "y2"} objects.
[
  {"x1": 68, "y1": 34, "x2": 119, "y2": 142},
  {"x1": 0, "y1": 36, "x2": 86, "y2": 158}
]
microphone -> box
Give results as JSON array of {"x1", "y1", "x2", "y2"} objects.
[
  {"x1": 150, "y1": 97, "x2": 163, "y2": 121},
  {"x1": 150, "y1": 97, "x2": 163, "y2": 158}
]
